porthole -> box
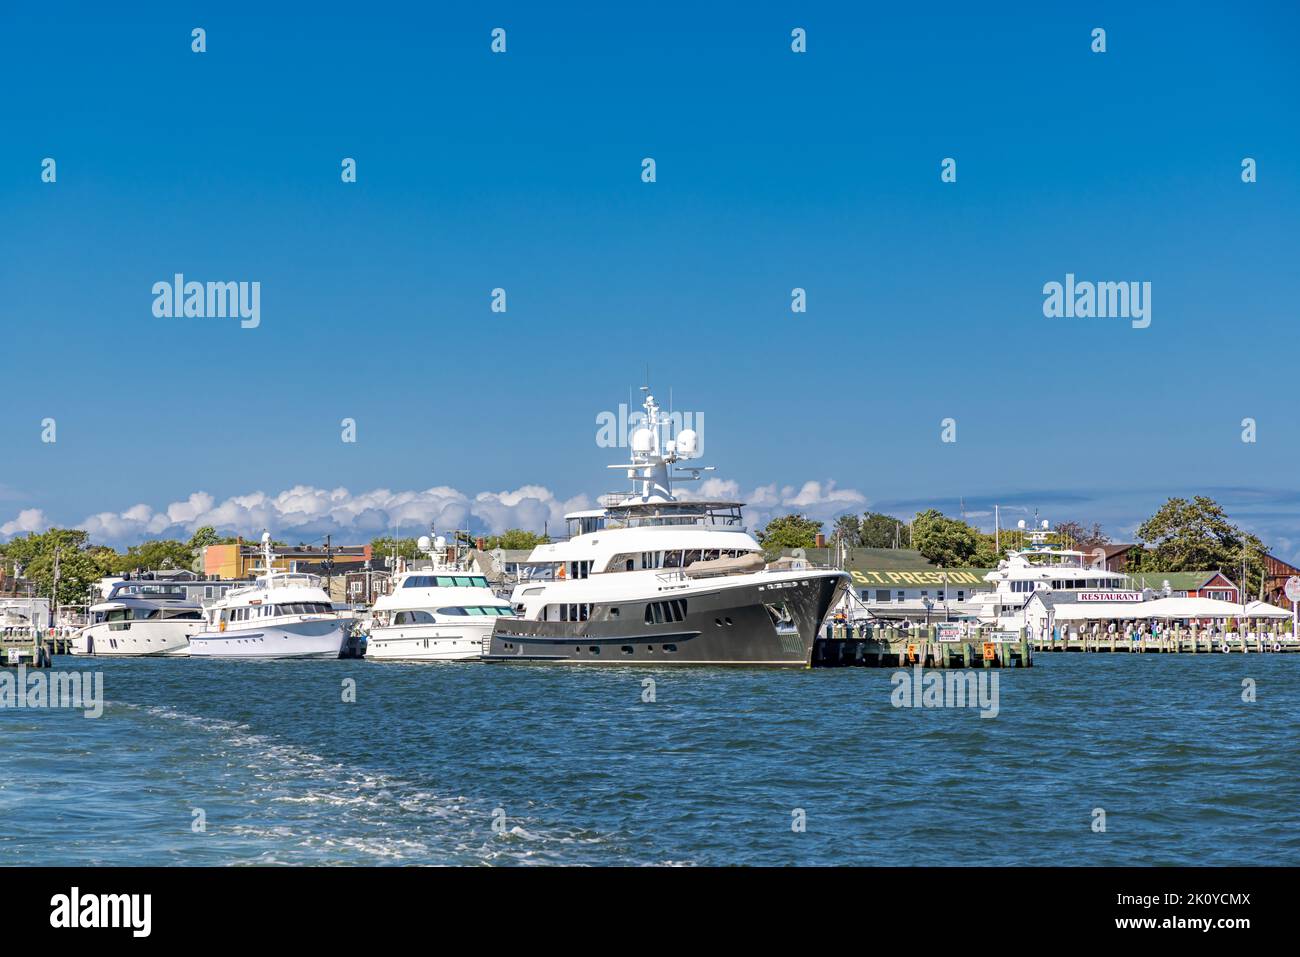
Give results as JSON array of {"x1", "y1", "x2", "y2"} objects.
[
  {"x1": 621, "y1": 646, "x2": 634, "y2": 655},
  {"x1": 663, "y1": 644, "x2": 677, "y2": 653},
  {"x1": 589, "y1": 646, "x2": 600, "y2": 655},
  {"x1": 714, "y1": 618, "x2": 722, "y2": 627},
  {"x1": 725, "y1": 617, "x2": 733, "y2": 626}
]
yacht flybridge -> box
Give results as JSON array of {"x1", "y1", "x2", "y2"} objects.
[
  {"x1": 366, "y1": 533, "x2": 516, "y2": 661},
  {"x1": 483, "y1": 390, "x2": 850, "y2": 666},
  {"x1": 189, "y1": 532, "x2": 349, "y2": 659},
  {"x1": 973, "y1": 520, "x2": 1137, "y2": 630},
  {"x1": 70, "y1": 582, "x2": 203, "y2": 656}
]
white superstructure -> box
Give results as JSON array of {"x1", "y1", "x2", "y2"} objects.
[
  {"x1": 366, "y1": 535, "x2": 514, "y2": 661},
  {"x1": 973, "y1": 520, "x2": 1136, "y2": 630},
  {"x1": 485, "y1": 389, "x2": 850, "y2": 666},
  {"x1": 189, "y1": 533, "x2": 349, "y2": 660},
  {"x1": 70, "y1": 583, "x2": 203, "y2": 657}
]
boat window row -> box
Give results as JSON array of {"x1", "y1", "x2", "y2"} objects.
[
  {"x1": 403, "y1": 575, "x2": 490, "y2": 589},
  {"x1": 645, "y1": 599, "x2": 687, "y2": 624},
  {"x1": 863, "y1": 589, "x2": 968, "y2": 603},
  {"x1": 607, "y1": 549, "x2": 755, "y2": 572},
  {"x1": 541, "y1": 603, "x2": 591, "y2": 622},
  {"x1": 438, "y1": 605, "x2": 513, "y2": 617},
  {"x1": 100, "y1": 608, "x2": 203, "y2": 624},
  {"x1": 602, "y1": 505, "x2": 745, "y2": 529},
  {"x1": 1011, "y1": 580, "x2": 1039, "y2": 593},
  {"x1": 224, "y1": 603, "x2": 332, "y2": 621}
]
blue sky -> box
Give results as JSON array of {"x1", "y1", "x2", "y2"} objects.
[{"x1": 2, "y1": 2, "x2": 1298, "y2": 557}]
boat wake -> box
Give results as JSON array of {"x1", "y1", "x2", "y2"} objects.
[{"x1": 121, "y1": 703, "x2": 616, "y2": 865}]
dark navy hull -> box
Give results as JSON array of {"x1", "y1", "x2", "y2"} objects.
[{"x1": 485, "y1": 571, "x2": 848, "y2": 667}]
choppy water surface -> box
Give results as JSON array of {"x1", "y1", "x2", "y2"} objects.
[{"x1": 3, "y1": 654, "x2": 1297, "y2": 865}]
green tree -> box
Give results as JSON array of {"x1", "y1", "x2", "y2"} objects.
[
  {"x1": 0, "y1": 528, "x2": 114, "y2": 606},
  {"x1": 109, "y1": 539, "x2": 195, "y2": 574},
  {"x1": 911, "y1": 509, "x2": 981, "y2": 567},
  {"x1": 1135, "y1": 496, "x2": 1266, "y2": 583},
  {"x1": 757, "y1": 514, "x2": 822, "y2": 554},
  {"x1": 369, "y1": 536, "x2": 424, "y2": 562},
  {"x1": 187, "y1": 525, "x2": 226, "y2": 550},
  {"x1": 481, "y1": 529, "x2": 550, "y2": 550},
  {"x1": 1056, "y1": 521, "x2": 1109, "y2": 551},
  {"x1": 831, "y1": 515, "x2": 861, "y2": 547},
  {"x1": 860, "y1": 511, "x2": 907, "y2": 548}
]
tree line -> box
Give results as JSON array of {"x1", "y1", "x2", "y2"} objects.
[
  {"x1": 757, "y1": 496, "x2": 1271, "y2": 587},
  {"x1": 0, "y1": 525, "x2": 550, "y2": 608}
]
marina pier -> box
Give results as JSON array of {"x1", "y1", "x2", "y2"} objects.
[
  {"x1": 1031, "y1": 626, "x2": 1300, "y2": 654},
  {"x1": 813, "y1": 623, "x2": 1032, "y2": 668}
]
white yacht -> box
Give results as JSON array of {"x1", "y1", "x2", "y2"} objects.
[
  {"x1": 70, "y1": 582, "x2": 203, "y2": 656},
  {"x1": 189, "y1": 533, "x2": 349, "y2": 660},
  {"x1": 366, "y1": 535, "x2": 515, "y2": 662},
  {"x1": 973, "y1": 520, "x2": 1136, "y2": 630},
  {"x1": 483, "y1": 390, "x2": 850, "y2": 666}
]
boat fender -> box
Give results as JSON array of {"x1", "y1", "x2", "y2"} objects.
[{"x1": 1273, "y1": 642, "x2": 1281, "y2": 653}]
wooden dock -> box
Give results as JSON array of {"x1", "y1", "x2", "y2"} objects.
[
  {"x1": 1, "y1": 635, "x2": 54, "y2": 668},
  {"x1": 1032, "y1": 631, "x2": 1300, "y2": 654},
  {"x1": 813, "y1": 624, "x2": 1032, "y2": 668}
]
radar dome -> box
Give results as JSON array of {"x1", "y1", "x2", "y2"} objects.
[
  {"x1": 1017, "y1": 520, "x2": 1026, "y2": 530},
  {"x1": 676, "y1": 429, "x2": 698, "y2": 456},
  {"x1": 630, "y1": 428, "x2": 654, "y2": 453},
  {"x1": 434, "y1": 536, "x2": 447, "y2": 551},
  {"x1": 417, "y1": 535, "x2": 431, "y2": 552}
]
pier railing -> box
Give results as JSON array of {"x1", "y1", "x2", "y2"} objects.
[{"x1": 814, "y1": 621, "x2": 1032, "y2": 668}]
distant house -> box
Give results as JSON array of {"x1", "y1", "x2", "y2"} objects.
[
  {"x1": 1084, "y1": 543, "x2": 1140, "y2": 572},
  {"x1": 201, "y1": 541, "x2": 372, "y2": 579},
  {"x1": 792, "y1": 547, "x2": 994, "y2": 617},
  {"x1": 1264, "y1": 554, "x2": 1300, "y2": 606},
  {"x1": 1125, "y1": 570, "x2": 1239, "y2": 603}
]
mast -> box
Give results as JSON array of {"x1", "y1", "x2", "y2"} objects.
[{"x1": 261, "y1": 531, "x2": 274, "y2": 584}]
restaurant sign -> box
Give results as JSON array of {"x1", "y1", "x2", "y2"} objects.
[{"x1": 1077, "y1": 591, "x2": 1143, "y2": 602}]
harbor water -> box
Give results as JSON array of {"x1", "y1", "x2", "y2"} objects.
[{"x1": 3, "y1": 655, "x2": 1298, "y2": 866}]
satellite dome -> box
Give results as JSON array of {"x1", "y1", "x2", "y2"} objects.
[
  {"x1": 417, "y1": 535, "x2": 431, "y2": 552},
  {"x1": 676, "y1": 429, "x2": 698, "y2": 456},
  {"x1": 630, "y1": 428, "x2": 654, "y2": 453}
]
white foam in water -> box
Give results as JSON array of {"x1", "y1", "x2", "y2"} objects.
[{"x1": 118, "y1": 702, "x2": 615, "y2": 865}]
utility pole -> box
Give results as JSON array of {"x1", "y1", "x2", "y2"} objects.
[
  {"x1": 324, "y1": 534, "x2": 333, "y2": 598},
  {"x1": 51, "y1": 545, "x2": 61, "y2": 632},
  {"x1": 943, "y1": 567, "x2": 950, "y2": 621}
]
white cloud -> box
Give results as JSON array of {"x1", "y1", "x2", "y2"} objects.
[
  {"x1": 685, "y1": 478, "x2": 867, "y2": 532},
  {"x1": 0, "y1": 478, "x2": 867, "y2": 547},
  {"x1": 0, "y1": 485, "x2": 594, "y2": 548},
  {"x1": 0, "y1": 508, "x2": 48, "y2": 537}
]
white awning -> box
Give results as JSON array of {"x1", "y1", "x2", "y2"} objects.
[
  {"x1": 1244, "y1": 600, "x2": 1293, "y2": 619},
  {"x1": 1033, "y1": 596, "x2": 1271, "y2": 621}
]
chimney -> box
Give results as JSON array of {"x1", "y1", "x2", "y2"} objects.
[
  {"x1": 476, "y1": 537, "x2": 485, "y2": 550},
  {"x1": 815, "y1": 533, "x2": 826, "y2": 548}
]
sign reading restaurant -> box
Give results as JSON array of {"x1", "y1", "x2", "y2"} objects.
[{"x1": 1076, "y1": 591, "x2": 1143, "y2": 602}]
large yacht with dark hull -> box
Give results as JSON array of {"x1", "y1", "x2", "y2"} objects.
[{"x1": 483, "y1": 390, "x2": 849, "y2": 666}]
